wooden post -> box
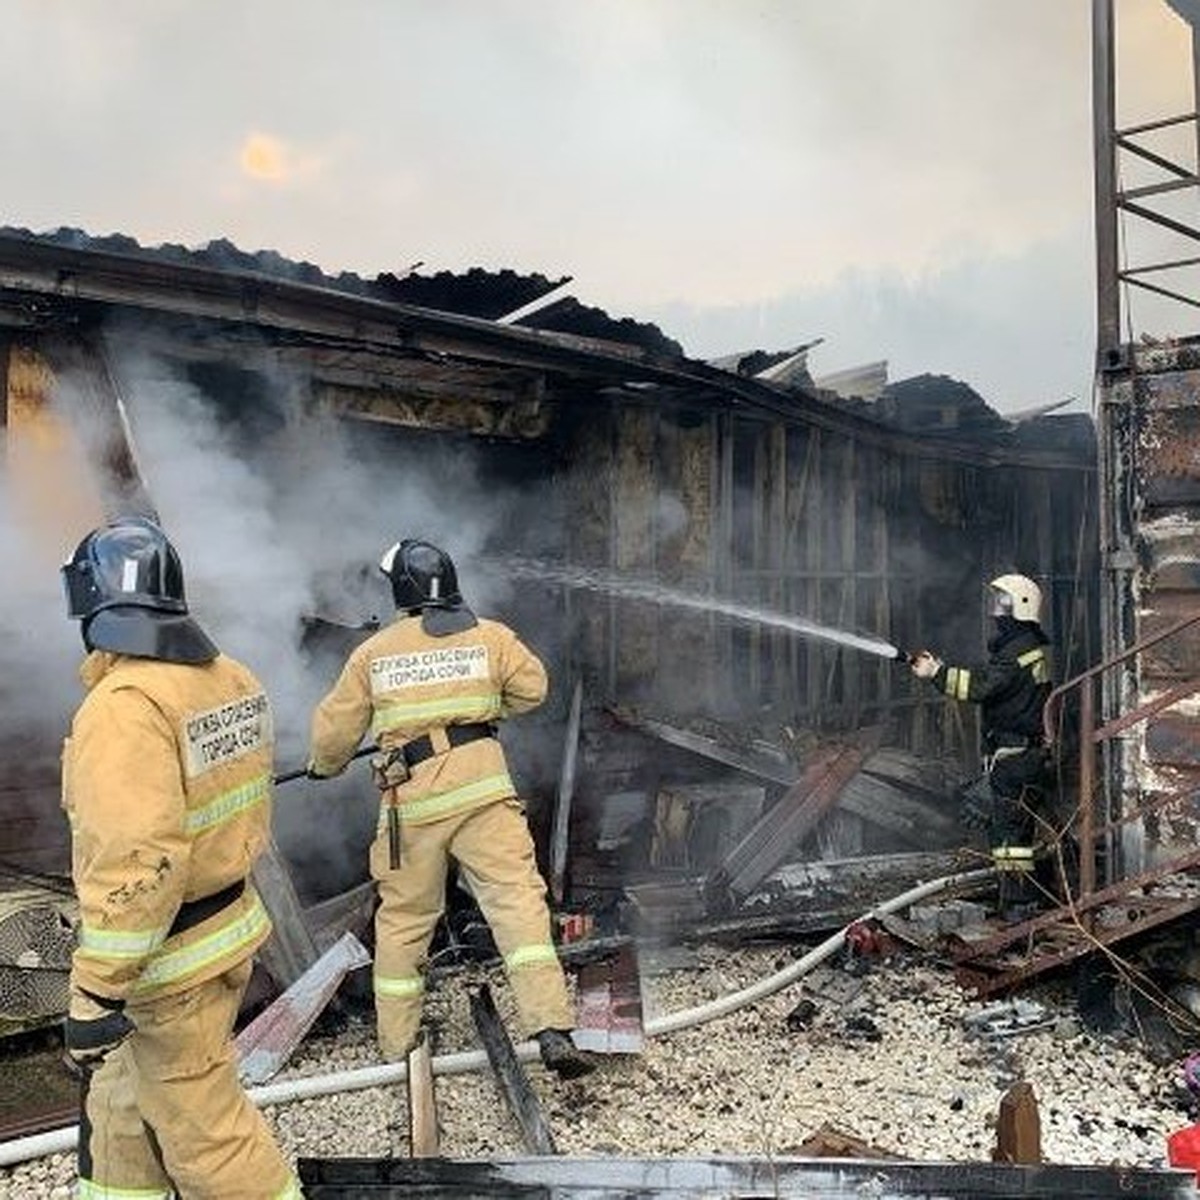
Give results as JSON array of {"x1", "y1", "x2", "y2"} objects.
[
  {"x1": 993, "y1": 1080, "x2": 1041, "y2": 1165},
  {"x1": 406, "y1": 1032, "x2": 439, "y2": 1158}
]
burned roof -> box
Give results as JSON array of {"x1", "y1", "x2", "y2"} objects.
[
  {"x1": 0, "y1": 226, "x2": 1095, "y2": 471},
  {"x1": 0, "y1": 225, "x2": 680, "y2": 358},
  {"x1": 874, "y1": 373, "x2": 1008, "y2": 437}
]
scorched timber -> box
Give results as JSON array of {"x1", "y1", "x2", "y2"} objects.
[{"x1": 295, "y1": 1154, "x2": 1200, "y2": 1198}]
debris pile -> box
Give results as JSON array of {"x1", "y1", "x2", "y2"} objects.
[{"x1": 8, "y1": 940, "x2": 1197, "y2": 1198}]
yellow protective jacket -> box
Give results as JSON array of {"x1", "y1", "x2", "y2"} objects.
[
  {"x1": 63, "y1": 650, "x2": 275, "y2": 1003},
  {"x1": 309, "y1": 614, "x2": 547, "y2": 826}
]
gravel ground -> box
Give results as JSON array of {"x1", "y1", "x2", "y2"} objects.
[{"x1": 1, "y1": 941, "x2": 1195, "y2": 1198}]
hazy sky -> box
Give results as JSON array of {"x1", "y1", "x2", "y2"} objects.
[{"x1": 2, "y1": 1, "x2": 1194, "y2": 412}]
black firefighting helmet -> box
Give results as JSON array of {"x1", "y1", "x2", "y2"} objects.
[
  {"x1": 61, "y1": 517, "x2": 219, "y2": 664},
  {"x1": 378, "y1": 539, "x2": 476, "y2": 635}
]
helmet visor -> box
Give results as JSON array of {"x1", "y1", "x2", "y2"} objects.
[
  {"x1": 61, "y1": 559, "x2": 97, "y2": 620},
  {"x1": 991, "y1": 588, "x2": 1014, "y2": 618}
]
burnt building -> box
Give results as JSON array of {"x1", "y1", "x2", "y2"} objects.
[{"x1": 0, "y1": 227, "x2": 1099, "y2": 1024}]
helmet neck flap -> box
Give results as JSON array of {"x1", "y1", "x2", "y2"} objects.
[{"x1": 380, "y1": 538, "x2": 477, "y2": 636}]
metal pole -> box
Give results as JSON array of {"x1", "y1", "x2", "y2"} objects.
[
  {"x1": 550, "y1": 678, "x2": 582, "y2": 906},
  {"x1": 1194, "y1": 25, "x2": 1200, "y2": 197},
  {"x1": 1093, "y1": 0, "x2": 1121, "y2": 360},
  {"x1": 1079, "y1": 677, "x2": 1097, "y2": 900}
]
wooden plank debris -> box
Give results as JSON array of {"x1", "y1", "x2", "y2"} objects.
[
  {"x1": 469, "y1": 984, "x2": 558, "y2": 1156},
  {"x1": 795, "y1": 1122, "x2": 900, "y2": 1159},
  {"x1": 607, "y1": 706, "x2": 796, "y2": 786},
  {"x1": 993, "y1": 1081, "x2": 1042, "y2": 1165},
  {"x1": 251, "y1": 838, "x2": 324, "y2": 990},
  {"x1": 39, "y1": 333, "x2": 158, "y2": 520},
  {"x1": 626, "y1": 850, "x2": 980, "y2": 939},
  {"x1": 607, "y1": 710, "x2": 953, "y2": 854},
  {"x1": 305, "y1": 880, "x2": 377, "y2": 955}
]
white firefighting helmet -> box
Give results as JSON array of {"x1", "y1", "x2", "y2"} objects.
[{"x1": 989, "y1": 573, "x2": 1042, "y2": 624}]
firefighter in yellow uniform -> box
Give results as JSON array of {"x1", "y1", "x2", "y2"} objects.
[
  {"x1": 307, "y1": 538, "x2": 592, "y2": 1078},
  {"x1": 60, "y1": 516, "x2": 300, "y2": 1200}
]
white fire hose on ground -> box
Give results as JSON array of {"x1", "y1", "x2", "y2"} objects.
[{"x1": 0, "y1": 866, "x2": 994, "y2": 1169}]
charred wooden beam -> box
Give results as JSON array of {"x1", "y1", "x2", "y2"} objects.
[
  {"x1": 468, "y1": 985, "x2": 557, "y2": 1156},
  {"x1": 708, "y1": 730, "x2": 883, "y2": 908},
  {"x1": 627, "y1": 850, "x2": 981, "y2": 941},
  {"x1": 251, "y1": 838, "x2": 323, "y2": 990},
  {"x1": 606, "y1": 706, "x2": 796, "y2": 786},
  {"x1": 306, "y1": 880, "x2": 377, "y2": 955},
  {"x1": 296, "y1": 1153, "x2": 1200, "y2": 1197},
  {"x1": 37, "y1": 333, "x2": 157, "y2": 520},
  {"x1": 319, "y1": 378, "x2": 550, "y2": 441}
]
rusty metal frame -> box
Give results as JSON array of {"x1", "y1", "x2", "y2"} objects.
[
  {"x1": 1043, "y1": 611, "x2": 1200, "y2": 898},
  {"x1": 952, "y1": 844, "x2": 1200, "y2": 998},
  {"x1": 955, "y1": 892, "x2": 1200, "y2": 1000},
  {"x1": 954, "y1": 616, "x2": 1200, "y2": 998}
]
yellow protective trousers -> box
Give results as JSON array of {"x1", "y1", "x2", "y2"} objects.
[
  {"x1": 77, "y1": 961, "x2": 300, "y2": 1200},
  {"x1": 371, "y1": 797, "x2": 573, "y2": 1059}
]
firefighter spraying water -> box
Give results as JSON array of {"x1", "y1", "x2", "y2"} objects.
[{"x1": 304, "y1": 539, "x2": 595, "y2": 1079}]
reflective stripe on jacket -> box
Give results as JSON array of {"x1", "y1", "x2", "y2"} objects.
[
  {"x1": 63, "y1": 650, "x2": 276, "y2": 1002},
  {"x1": 932, "y1": 621, "x2": 1052, "y2": 743},
  {"x1": 309, "y1": 615, "x2": 547, "y2": 826}
]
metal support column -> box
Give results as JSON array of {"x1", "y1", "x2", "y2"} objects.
[{"x1": 1093, "y1": 0, "x2": 1121, "y2": 362}]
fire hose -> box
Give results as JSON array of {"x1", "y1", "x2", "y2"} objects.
[
  {"x1": 272, "y1": 744, "x2": 378, "y2": 786},
  {"x1": 0, "y1": 865, "x2": 994, "y2": 1169},
  {"x1": 274, "y1": 743, "x2": 401, "y2": 868}
]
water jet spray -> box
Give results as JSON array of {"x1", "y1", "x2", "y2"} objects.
[{"x1": 491, "y1": 558, "x2": 914, "y2": 663}]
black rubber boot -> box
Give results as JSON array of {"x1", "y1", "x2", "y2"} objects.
[
  {"x1": 998, "y1": 867, "x2": 1040, "y2": 925},
  {"x1": 535, "y1": 1029, "x2": 595, "y2": 1080}
]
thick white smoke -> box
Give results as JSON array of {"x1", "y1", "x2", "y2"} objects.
[
  {"x1": 0, "y1": 462, "x2": 83, "y2": 748},
  {"x1": 101, "y1": 343, "x2": 517, "y2": 898}
]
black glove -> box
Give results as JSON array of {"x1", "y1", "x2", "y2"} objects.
[{"x1": 65, "y1": 989, "x2": 135, "y2": 1072}]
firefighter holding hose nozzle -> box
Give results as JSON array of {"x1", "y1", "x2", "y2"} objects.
[
  {"x1": 910, "y1": 573, "x2": 1053, "y2": 922},
  {"x1": 306, "y1": 538, "x2": 593, "y2": 1079}
]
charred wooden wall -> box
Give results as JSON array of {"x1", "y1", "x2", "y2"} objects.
[
  {"x1": 0, "y1": 233, "x2": 1100, "y2": 888},
  {"x1": 561, "y1": 396, "x2": 1099, "y2": 768}
]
